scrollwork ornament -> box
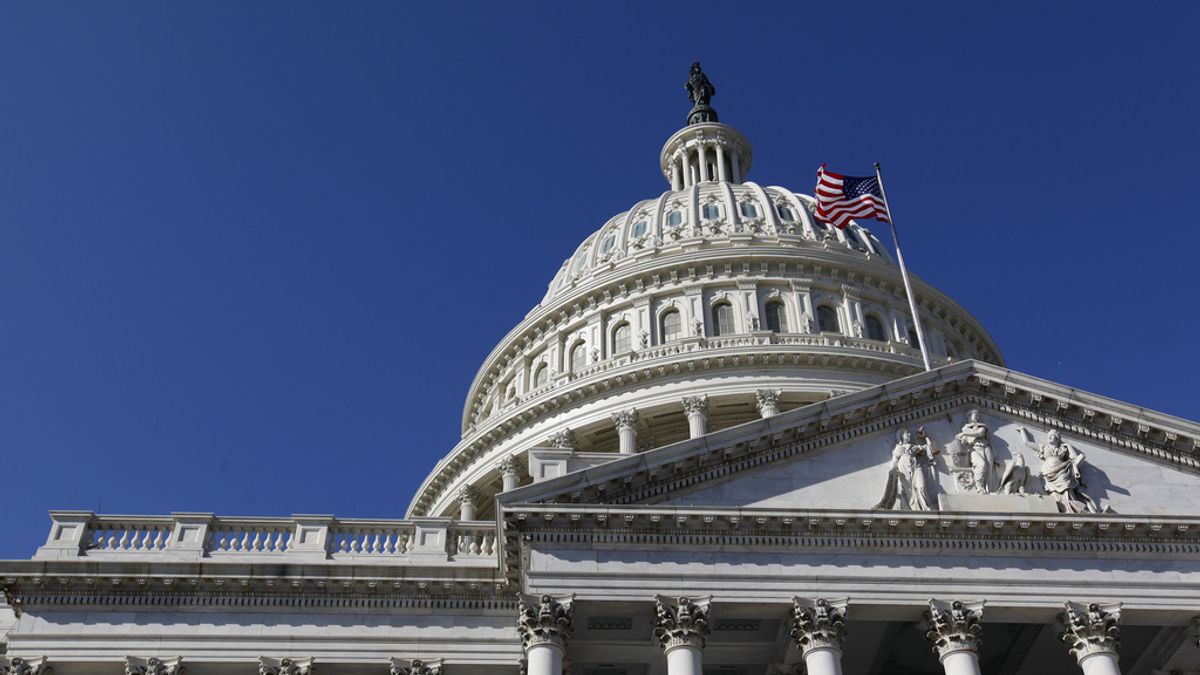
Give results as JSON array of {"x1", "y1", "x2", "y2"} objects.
[
  {"x1": 258, "y1": 657, "x2": 313, "y2": 675},
  {"x1": 546, "y1": 428, "x2": 577, "y2": 450},
  {"x1": 517, "y1": 593, "x2": 575, "y2": 651},
  {"x1": 1058, "y1": 602, "x2": 1121, "y2": 662},
  {"x1": 924, "y1": 599, "x2": 984, "y2": 658},
  {"x1": 790, "y1": 597, "x2": 848, "y2": 656},
  {"x1": 653, "y1": 595, "x2": 712, "y2": 652}
]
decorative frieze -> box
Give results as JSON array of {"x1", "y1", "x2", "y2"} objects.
[
  {"x1": 389, "y1": 658, "x2": 444, "y2": 675},
  {"x1": 126, "y1": 656, "x2": 183, "y2": 675},
  {"x1": 790, "y1": 597, "x2": 848, "y2": 656},
  {"x1": 517, "y1": 593, "x2": 575, "y2": 651},
  {"x1": 259, "y1": 657, "x2": 314, "y2": 675},
  {"x1": 1059, "y1": 602, "x2": 1121, "y2": 661},
  {"x1": 653, "y1": 595, "x2": 712, "y2": 651},
  {"x1": 924, "y1": 599, "x2": 984, "y2": 658}
]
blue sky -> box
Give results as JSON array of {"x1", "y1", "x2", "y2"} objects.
[{"x1": 1, "y1": 2, "x2": 1197, "y2": 557}]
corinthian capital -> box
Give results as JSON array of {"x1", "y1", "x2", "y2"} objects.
[
  {"x1": 457, "y1": 484, "x2": 479, "y2": 505},
  {"x1": 126, "y1": 657, "x2": 184, "y2": 675},
  {"x1": 1059, "y1": 601, "x2": 1121, "y2": 662},
  {"x1": 389, "y1": 658, "x2": 444, "y2": 675},
  {"x1": 495, "y1": 454, "x2": 521, "y2": 477},
  {"x1": 755, "y1": 388, "x2": 782, "y2": 412},
  {"x1": 259, "y1": 657, "x2": 313, "y2": 675},
  {"x1": 681, "y1": 395, "x2": 709, "y2": 416},
  {"x1": 546, "y1": 427, "x2": 577, "y2": 450},
  {"x1": 790, "y1": 597, "x2": 848, "y2": 656},
  {"x1": 611, "y1": 409, "x2": 639, "y2": 431},
  {"x1": 517, "y1": 593, "x2": 575, "y2": 651},
  {"x1": 1, "y1": 657, "x2": 49, "y2": 675},
  {"x1": 924, "y1": 599, "x2": 984, "y2": 659},
  {"x1": 654, "y1": 594, "x2": 712, "y2": 652}
]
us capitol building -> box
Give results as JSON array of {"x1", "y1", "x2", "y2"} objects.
[{"x1": 3, "y1": 66, "x2": 1199, "y2": 675}]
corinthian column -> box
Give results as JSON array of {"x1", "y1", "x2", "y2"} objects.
[
  {"x1": 923, "y1": 599, "x2": 985, "y2": 675},
  {"x1": 496, "y1": 454, "x2": 521, "y2": 492},
  {"x1": 755, "y1": 389, "x2": 782, "y2": 418},
  {"x1": 681, "y1": 395, "x2": 708, "y2": 438},
  {"x1": 517, "y1": 593, "x2": 575, "y2": 675},
  {"x1": 654, "y1": 595, "x2": 712, "y2": 675},
  {"x1": 457, "y1": 485, "x2": 480, "y2": 521},
  {"x1": 790, "y1": 597, "x2": 848, "y2": 675},
  {"x1": 612, "y1": 409, "x2": 639, "y2": 454},
  {"x1": 1059, "y1": 602, "x2": 1122, "y2": 675}
]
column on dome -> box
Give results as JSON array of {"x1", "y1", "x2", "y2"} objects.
[
  {"x1": 496, "y1": 454, "x2": 521, "y2": 492},
  {"x1": 756, "y1": 389, "x2": 782, "y2": 419},
  {"x1": 731, "y1": 150, "x2": 742, "y2": 183},
  {"x1": 671, "y1": 161, "x2": 683, "y2": 191},
  {"x1": 126, "y1": 656, "x2": 184, "y2": 675},
  {"x1": 457, "y1": 485, "x2": 480, "y2": 521},
  {"x1": 790, "y1": 597, "x2": 848, "y2": 675},
  {"x1": 634, "y1": 298, "x2": 651, "y2": 351},
  {"x1": 715, "y1": 141, "x2": 728, "y2": 182},
  {"x1": 843, "y1": 291, "x2": 864, "y2": 339},
  {"x1": 697, "y1": 143, "x2": 709, "y2": 182},
  {"x1": 518, "y1": 593, "x2": 575, "y2": 675},
  {"x1": 612, "y1": 409, "x2": 639, "y2": 454},
  {"x1": 794, "y1": 286, "x2": 814, "y2": 334},
  {"x1": 681, "y1": 395, "x2": 708, "y2": 438},
  {"x1": 390, "y1": 658, "x2": 444, "y2": 675},
  {"x1": 923, "y1": 599, "x2": 985, "y2": 675},
  {"x1": 1059, "y1": 602, "x2": 1122, "y2": 675},
  {"x1": 654, "y1": 595, "x2": 712, "y2": 675},
  {"x1": 684, "y1": 153, "x2": 694, "y2": 188}
]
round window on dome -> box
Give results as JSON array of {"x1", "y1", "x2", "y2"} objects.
[
  {"x1": 632, "y1": 219, "x2": 648, "y2": 237},
  {"x1": 601, "y1": 234, "x2": 616, "y2": 253}
]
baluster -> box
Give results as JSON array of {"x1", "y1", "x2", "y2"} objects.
[
  {"x1": 399, "y1": 533, "x2": 411, "y2": 554},
  {"x1": 250, "y1": 528, "x2": 263, "y2": 552},
  {"x1": 371, "y1": 532, "x2": 382, "y2": 554},
  {"x1": 118, "y1": 526, "x2": 131, "y2": 550},
  {"x1": 237, "y1": 529, "x2": 249, "y2": 551},
  {"x1": 483, "y1": 533, "x2": 495, "y2": 555},
  {"x1": 338, "y1": 531, "x2": 350, "y2": 553},
  {"x1": 153, "y1": 527, "x2": 166, "y2": 550},
  {"x1": 470, "y1": 534, "x2": 481, "y2": 555},
  {"x1": 265, "y1": 529, "x2": 277, "y2": 552}
]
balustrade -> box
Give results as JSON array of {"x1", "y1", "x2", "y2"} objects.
[{"x1": 35, "y1": 511, "x2": 495, "y2": 564}]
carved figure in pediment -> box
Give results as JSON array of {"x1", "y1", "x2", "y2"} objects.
[
  {"x1": 1022, "y1": 428, "x2": 1100, "y2": 513},
  {"x1": 998, "y1": 453, "x2": 1031, "y2": 494},
  {"x1": 955, "y1": 410, "x2": 998, "y2": 493},
  {"x1": 693, "y1": 318, "x2": 704, "y2": 336},
  {"x1": 798, "y1": 312, "x2": 813, "y2": 334},
  {"x1": 875, "y1": 427, "x2": 940, "y2": 511}
]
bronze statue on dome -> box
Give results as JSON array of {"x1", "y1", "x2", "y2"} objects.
[{"x1": 685, "y1": 62, "x2": 716, "y2": 106}]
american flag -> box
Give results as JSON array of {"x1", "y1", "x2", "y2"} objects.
[{"x1": 814, "y1": 164, "x2": 891, "y2": 229}]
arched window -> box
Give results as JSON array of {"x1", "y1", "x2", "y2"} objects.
[
  {"x1": 569, "y1": 342, "x2": 586, "y2": 374},
  {"x1": 764, "y1": 302, "x2": 788, "y2": 333},
  {"x1": 712, "y1": 302, "x2": 734, "y2": 336},
  {"x1": 739, "y1": 201, "x2": 759, "y2": 218},
  {"x1": 702, "y1": 203, "x2": 721, "y2": 220},
  {"x1": 612, "y1": 323, "x2": 631, "y2": 354},
  {"x1": 601, "y1": 234, "x2": 616, "y2": 254},
  {"x1": 908, "y1": 329, "x2": 921, "y2": 349},
  {"x1": 817, "y1": 305, "x2": 840, "y2": 334},
  {"x1": 865, "y1": 315, "x2": 886, "y2": 341},
  {"x1": 533, "y1": 363, "x2": 548, "y2": 388},
  {"x1": 661, "y1": 310, "x2": 682, "y2": 343}
]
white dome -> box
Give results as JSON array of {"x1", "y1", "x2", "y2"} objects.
[{"x1": 405, "y1": 114, "x2": 1003, "y2": 521}]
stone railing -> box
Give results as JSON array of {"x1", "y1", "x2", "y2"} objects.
[{"x1": 34, "y1": 511, "x2": 498, "y2": 565}]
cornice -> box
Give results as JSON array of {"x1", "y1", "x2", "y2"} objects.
[{"x1": 495, "y1": 361, "x2": 1200, "y2": 512}]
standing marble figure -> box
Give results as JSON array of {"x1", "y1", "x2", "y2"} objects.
[
  {"x1": 955, "y1": 410, "x2": 998, "y2": 493},
  {"x1": 1023, "y1": 428, "x2": 1100, "y2": 513},
  {"x1": 875, "y1": 427, "x2": 940, "y2": 510}
]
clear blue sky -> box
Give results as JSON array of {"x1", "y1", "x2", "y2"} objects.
[{"x1": 2, "y1": 2, "x2": 1198, "y2": 558}]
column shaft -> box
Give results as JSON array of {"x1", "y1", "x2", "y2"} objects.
[
  {"x1": 501, "y1": 473, "x2": 519, "y2": 492},
  {"x1": 804, "y1": 647, "x2": 844, "y2": 675},
  {"x1": 697, "y1": 145, "x2": 708, "y2": 182},
  {"x1": 1078, "y1": 653, "x2": 1121, "y2": 675},
  {"x1": 526, "y1": 643, "x2": 563, "y2": 675},
  {"x1": 618, "y1": 426, "x2": 636, "y2": 454},
  {"x1": 715, "y1": 144, "x2": 727, "y2": 182},
  {"x1": 665, "y1": 644, "x2": 703, "y2": 675},
  {"x1": 941, "y1": 651, "x2": 982, "y2": 675},
  {"x1": 686, "y1": 413, "x2": 707, "y2": 438}
]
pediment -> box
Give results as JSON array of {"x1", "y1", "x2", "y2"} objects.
[{"x1": 498, "y1": 361, "x2": 1200, "y2": 516}]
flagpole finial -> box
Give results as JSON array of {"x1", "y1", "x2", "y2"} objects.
[{"x1": 874, "y1": 162, "x2": 881, "y2": 171}]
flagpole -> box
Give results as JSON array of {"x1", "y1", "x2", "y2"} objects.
[{"x1": 874, "y1": 162, "x2": 932, "y2": 372}]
